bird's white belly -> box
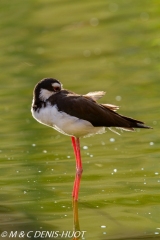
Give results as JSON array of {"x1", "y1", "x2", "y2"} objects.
[{"x1": 31, "y1": 103, "x2": 105, "y2": 137}]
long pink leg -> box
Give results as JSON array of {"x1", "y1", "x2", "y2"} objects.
[{"x1": 71, "y1": 136, "x2": 83, "y2": 201}]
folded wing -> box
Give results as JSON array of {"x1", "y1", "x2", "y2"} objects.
[{"x1": 49, "y1": 90, "x2": 151, "y2": 131}]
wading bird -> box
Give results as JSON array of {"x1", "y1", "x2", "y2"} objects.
[{"x1": 31, "y1": 78, "x2": 151, "y2": 201}]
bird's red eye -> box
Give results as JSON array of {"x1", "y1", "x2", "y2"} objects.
[
  {"x1": 54, "y1": 87, "x2": 60, "y2": 92},
  {"x1": 52, "y1": 82, "x2": 61, "y2": 92}
]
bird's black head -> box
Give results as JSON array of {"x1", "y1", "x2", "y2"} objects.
[{"x1": 33, "y1": 78, "x2": 62, "y2": 102}]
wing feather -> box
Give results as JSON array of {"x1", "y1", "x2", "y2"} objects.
[
  {"x1": 84, "y1": 91, "x2": 106, "y2": 101},
  {"x1": 48, "y1": 90, "x2": 150, "y2": 129}
]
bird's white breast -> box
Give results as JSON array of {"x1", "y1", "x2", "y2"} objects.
[{"x1": 31, "y1": 103, "x2": 105, "y2": 137}]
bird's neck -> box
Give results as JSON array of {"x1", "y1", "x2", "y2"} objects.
[{"x1": 32, "y1": 94, "x2": 46, "y2": 111}]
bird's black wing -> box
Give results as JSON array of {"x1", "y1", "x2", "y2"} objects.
[{"x1": 48, "y1": 90, "x2": 151, "y2": 129}]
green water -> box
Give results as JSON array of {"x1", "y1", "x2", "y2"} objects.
[{"x1": 0, "y1": 0, "x2": 159, "y2": 239}]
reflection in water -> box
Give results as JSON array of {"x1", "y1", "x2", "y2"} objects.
[
  {"x1": 72, "y1": 200, "x2": 80, "y2": 240},
  {"x1": 73, "y1": 201, "x2": 80, "y2": 232},
  {"x1": 72, "y1": 200, "x2": 86, "y2": 240}
]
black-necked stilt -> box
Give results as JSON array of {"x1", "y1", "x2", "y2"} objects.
[{"x1": 31, "y1": 78, "x2": 152, "y2": 201}]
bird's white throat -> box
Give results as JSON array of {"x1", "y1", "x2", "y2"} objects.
[{"x1": 39, "y1": 88, "x2": 54, "y2": 101}]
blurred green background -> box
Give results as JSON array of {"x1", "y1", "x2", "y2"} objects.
[{"x1": 0, "y1": 0, "x2": 159, "y2": 239}]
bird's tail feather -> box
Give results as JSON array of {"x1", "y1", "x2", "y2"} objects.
[{"x1": 120, "y1": 114, "x2": 152, "y2": 129}]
